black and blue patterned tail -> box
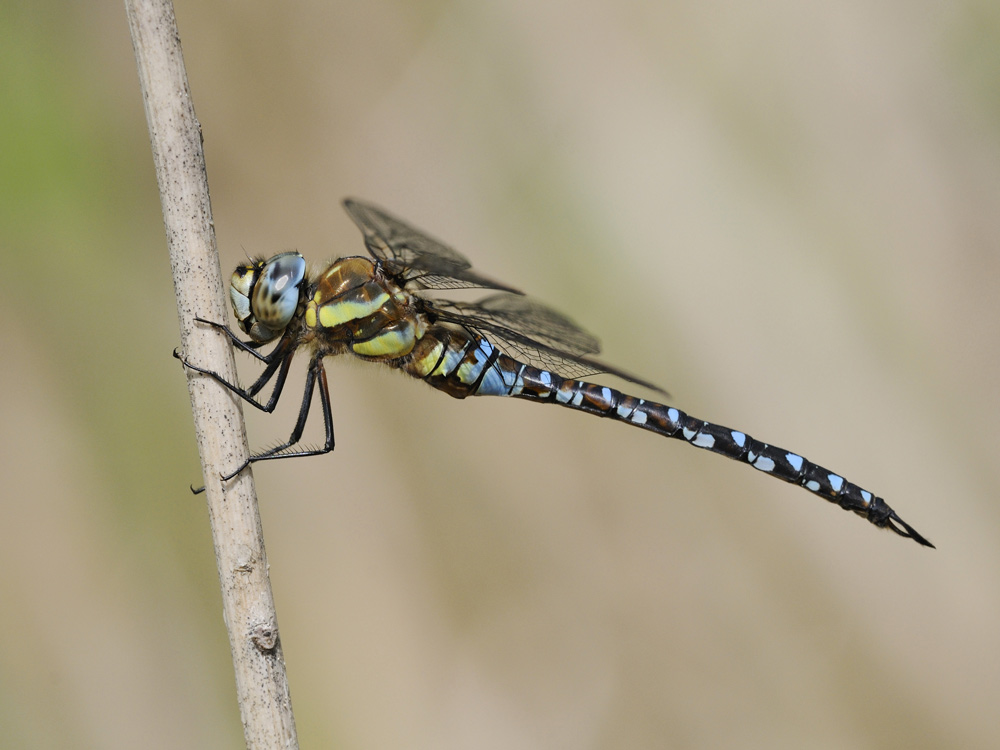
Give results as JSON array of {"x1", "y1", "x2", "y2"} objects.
[
  {"x1": 510, "y1": 366, "x2": 934, "y2": 547},
  {"x1": 405, "y1": 329, "x2": 933, "y2": 548}
]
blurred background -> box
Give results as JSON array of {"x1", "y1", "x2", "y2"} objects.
[{"x1": 2, "y1": 0, "x2": 998, "y2": 747}]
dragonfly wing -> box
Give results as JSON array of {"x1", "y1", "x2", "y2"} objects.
[
  {"x1": 429, "y1": 295, "x2": 666, "y2": 394},
  {"x1": 344, "y1": 200, "x2": 664, "y2": 392},
  {"x1": 432, "y1": 294, "x2": 600, "y2": 356},
  {"x1": 342, "y1": 198, "x2": 521, "y2": 293}
]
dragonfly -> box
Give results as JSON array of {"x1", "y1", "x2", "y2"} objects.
[{"x1": 176, "y1": 198, "x2": 933, "y2": 548}]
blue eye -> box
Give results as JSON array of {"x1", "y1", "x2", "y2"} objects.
[{"x1": 230, "y1": 252, "x2": 306, "y2": 342}]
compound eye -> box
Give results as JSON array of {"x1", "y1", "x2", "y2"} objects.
[{"x1": 251, "y1": 252, "x2": 306, "y2": 333}]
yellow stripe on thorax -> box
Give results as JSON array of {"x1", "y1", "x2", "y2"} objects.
[
  {"x1": 351, "y1": 319, "x2": 417, "y2": 358},
  {"x1": 316, "y1": 282, "x2": 390, "y2": 329}
]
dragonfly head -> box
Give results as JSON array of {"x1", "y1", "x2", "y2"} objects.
[{"x1": 230, "y1": 252, "x2": 307, "y2": 343}]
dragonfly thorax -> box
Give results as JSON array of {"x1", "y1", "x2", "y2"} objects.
[
  {"x1": 304, "y1": 256, "x2": 427, "y2": 360},
  {"x1": 230, "y1": 252, "x2": 308, "y2": 343}
]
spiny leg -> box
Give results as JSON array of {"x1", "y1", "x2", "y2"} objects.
[
  {"x1": 220, "y1": 355, "x2": 336, "y2": 481},
  {"x1": 193, "y1": 317, "x2": 271, "y2": 362},
  {"x1": 177, "y1": 337, "x2": 297, "y2": 494},
  {"x1": 173, "y1": 337, "x2": 296, "y2": 413}
]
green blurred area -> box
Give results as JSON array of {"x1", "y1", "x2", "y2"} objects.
[
  {"x1": 0, "y1": 3, "x2": 236, "y2": 746},
  {"x1": 2, "y1": 1, "x2": 999, "y2": 748}
]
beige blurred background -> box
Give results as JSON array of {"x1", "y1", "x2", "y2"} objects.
[{"x1": 2, "y1": 0, "x2": 998, "y2": 747}]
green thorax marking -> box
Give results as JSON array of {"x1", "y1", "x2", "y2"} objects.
[{"x1": 304, "y1": 256, "x2": 424, "y2": 359}]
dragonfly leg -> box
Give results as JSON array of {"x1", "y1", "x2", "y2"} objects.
[
  {"x1": 174, "y1": 337, "x2": 295, "y2": 413},
  {"x1": 220, "y1": 355, "x2": 336, "y2": 482},
  {"x1": 193, "y1": 317, "x2": 271, "y2": 362},
  {"x1": 178, "y1": 337, "x2": 297, "y2": 494}
]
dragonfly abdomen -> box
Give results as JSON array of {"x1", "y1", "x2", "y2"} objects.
[
  {"x1": 402, "y1": 327, "x2": 508, "y2": 397},
  {"x1": 415, "y1": 344, "x2": 929, "y2": 544}
]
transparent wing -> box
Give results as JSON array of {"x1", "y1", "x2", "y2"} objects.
[
  {"x1": 342, "y1": 198, "x2": 522, "y2": 293},
  {"x1": 428, "y1": 294, "x2": 666, "y2": 393},
  {"x1": 431, "y1": 294, "x2": 600, "y2": 356},
  {"x1": 343, "y1": 198, "x2": 665, "y2": 392}
]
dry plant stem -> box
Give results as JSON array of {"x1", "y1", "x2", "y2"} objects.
[{"x1": 125, "y1": 1, "x2": 298, "y2": 747}]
